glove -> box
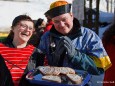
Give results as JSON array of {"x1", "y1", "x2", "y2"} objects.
[
  {"x1": 54, "y1": 39, "x2": 65, "y2": 56},
  {"x1": 52, "y1": 38, "x2": 65, "y2": 66},
  {"x1": 62, "y1": 36, "x2": 76, "y2": 60}
]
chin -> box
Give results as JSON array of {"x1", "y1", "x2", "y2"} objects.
[
  {"x1": 60, "y1": 30, "x2": 68, "y2": 35},
  {"x1": 63, "y1": 31, "x2": 70, "y2": 35},
  {"x1": 61, "y1": 32, "x2": 68, "y2": 35},
  {"x1": 21, "y1": 38, "x2": 30, "y2": 42}
]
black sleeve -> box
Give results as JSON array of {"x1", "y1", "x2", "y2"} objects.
[
  {"x1": 0, "y1": 55, "x2": 14, "y2": 86},
  {"x1": 32, "y1": 48, "x2": 45, "y2": 67},
  {"x1": 24, "y1": 48, "x2": 45, "y2": 73}
]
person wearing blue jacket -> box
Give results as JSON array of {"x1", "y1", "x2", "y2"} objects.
[{"x1": 38, "y1": 0, "x2": 111, "y2": 85}]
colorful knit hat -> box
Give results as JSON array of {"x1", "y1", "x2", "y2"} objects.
[{"x1": 45, "y1": 0, "x2": 71, "y2": 18}]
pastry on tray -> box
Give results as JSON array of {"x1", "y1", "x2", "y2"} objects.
[
  {"x1": 37, "y1": 66, "x2": 82, "y2": 84},
  {"x1": 42, "y1": 75, "x2": 62, "y2": 83}
]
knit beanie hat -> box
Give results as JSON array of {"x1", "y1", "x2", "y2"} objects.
[{"x1": 45, "y1": 0, "x2": 71, "y2": 18}]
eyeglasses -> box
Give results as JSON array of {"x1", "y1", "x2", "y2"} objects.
[{"x1": 18, "y1": 23, "x2": 34, "y2": 31}]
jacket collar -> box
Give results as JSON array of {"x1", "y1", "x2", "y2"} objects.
[{"x1": 50, "y1": 18, "x2": 82, "y2": 40}]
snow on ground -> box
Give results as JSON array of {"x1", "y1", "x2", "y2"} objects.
[
  {"x1": 0, "y1": 0, "x2": 72, "y2": 31},
  {"x1": 0, "y1": 0, "x2": 114, "y2": 38},
  {"x1": 0, "y1": 0, "x2": 52, "y2": 28}
]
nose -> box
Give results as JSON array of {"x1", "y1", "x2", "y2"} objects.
[
  {"x1": 59, "y1": 21, "x2": 65, "y2": 27},
  {"x1": 25, "y1": 27, "x2": 30, "y2": 31}
]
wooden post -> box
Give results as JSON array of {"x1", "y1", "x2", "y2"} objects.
[
  {"x1": 95, "y1": 0, "x2": 100, "y2": 35},
  {"x1": 83, "y1": 0, "x2": 100, "y2": 35},
  {"x1": 89, "y1": 0, "x2": 93, "y2": 29}
]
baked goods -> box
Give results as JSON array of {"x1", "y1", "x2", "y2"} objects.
[
  {"x1": 60, "y1": 67, "x2": 75, "y2": 75},
  {"x1": 37, "y1": 66, "x2": 82, "y2": 84},
  {"x1": 38, "y1": 66, "x2": 54, "y2": 75},
  {"x1": 38, "y1": 66, "x2": 60, "y2": 75},
  {"x1": 42, "y1": 75, "x2": 61, "y2": 83},
  {"x1": 53, "y1": 67, "x2": 61, "y2": 75},
  {"x1": 38, "y1": 66, "x2": 75, "y2": 75},
  {"x1": 66, "y1": 74, "x2": 82, "y2": 84},
  {"x1": 67, "y1": 67, "x2": 76, "y2": 74}
]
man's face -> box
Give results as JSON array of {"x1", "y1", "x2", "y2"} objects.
[{"x1": 52, "y1": 13, "x2": 73, "y2": 35}]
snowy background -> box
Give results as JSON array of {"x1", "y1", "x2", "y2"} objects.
[
  {"x1": 0, "y1": 0, "x2": 114, "y2": 38},
  {"x1": 0, "y1": 0, "x2": 72, "y2": 28}
]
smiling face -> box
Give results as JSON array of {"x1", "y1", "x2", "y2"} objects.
[
  {"x1": 12, "y1": 20, "x2": 34, "y2": 43},
  {"x1": 52, "y1": 13, "x2": 73, "y2": 35}
]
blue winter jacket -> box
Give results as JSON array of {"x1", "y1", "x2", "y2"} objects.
[{"x1": 38, "y1": 18, "x2": 111, "y2": 75}]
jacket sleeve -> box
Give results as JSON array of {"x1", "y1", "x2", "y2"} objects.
[
  {"x1": 69, "y1": 50, "x2": 104, "y2": 75},
  {"x1": 69, "y1": 29, "x2": 111, "y2": 75}
]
